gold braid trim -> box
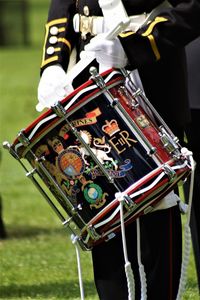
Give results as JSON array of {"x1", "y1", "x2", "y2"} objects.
[
  {"x1": 142, "y1": 17, "x2": 168, "y2": 60},
  {"x1": 119, "y1": 16, "x2": 168, "y2": 61},
  {"x1": 41, "y1": 18, "x2": 71, "y2": 68}
]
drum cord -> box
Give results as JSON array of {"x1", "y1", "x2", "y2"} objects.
[
  {"x1": 136, "y1": 218, "x2": 147, "y2": 300},
  {"x1": 117, "y1": 193, "x2": 136, "y2": 300},
  {"x1": 71, "y1": 234, "x2": 85, "y2": 300},
  {"x1": 176, "y1": 149, "x2": 195, "y2": 300}
]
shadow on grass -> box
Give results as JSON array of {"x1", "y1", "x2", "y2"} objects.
[
  {"x1": 0, "y1": 280, "x2": 97, "y2": 299},
  {"x1": 4, "y1": 225, "x2": 64, "y2": 240}
]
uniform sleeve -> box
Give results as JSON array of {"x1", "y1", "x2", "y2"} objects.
[
  {"x1": 118, "y1": 0, "x2": 200, "y2": 69},
  {"x1": 40, "y1": 0, "x2": 78, "y2": 73}
]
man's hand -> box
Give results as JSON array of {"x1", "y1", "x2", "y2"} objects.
[
  {"x1": 84, "y1": 34, "x2": 128, "y2": 69},
  {"x1": 36, "y1": 65, "x2": 73, "y2": 112}
]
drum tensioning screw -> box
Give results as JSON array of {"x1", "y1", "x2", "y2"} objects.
[
  {"x1": 52, "y1": 102, "x2": 66, "y2": 117},
  {"x1": 17, "y1": 130, "x2": 30, "y2": 146},
  {"x1": 163, "y1": 164, "x2": 176, "y2": 182},
  {"x1": 89, "y1": 66, "x2": 106, "y2": 89},
  {"x1": 87, "y1": 225, "x2": 101, "y2": 241},
  {"x1": 3, "y1": 141, "x2": 20, "y2": 159}
]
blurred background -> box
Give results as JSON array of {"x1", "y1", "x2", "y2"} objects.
[
  {"x1": 0, "y1": 1, "x2": 97, "y2": 299},
  {"x1": 0, "y1": 1, "x2": 199, "y2": 299}
]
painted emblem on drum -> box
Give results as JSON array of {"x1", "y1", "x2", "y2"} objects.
[
  {"x1": 34, "y1": 141, "x2": 80, "y2": 205},
  {"x1": 47, "y1": 136, "x2": 85, "y2": 178},
  {"x1": 102, "y1": 119, "x2": 137, "y2": 155},
  {"x1": 57, "y1": 149, "x2": 85, "y2": 177},
  {"x1": 68, "y1": 130, "x2": 118, "y2": 170},
  {"x1": 59, "y1": 108, "x2": 102, "y2": 139},
  {"x1": 90, "y1": 158, "x2": 133, "y2": 179},
  {"x1": 136, "y1": 114, "x2": 150, "y2": 128},
  {"x1": 102, "y1": 119, "x2": 120, "y2": 137},
  {"x1": 79, "y1": 176, "x2": 108, "y2": 209}
]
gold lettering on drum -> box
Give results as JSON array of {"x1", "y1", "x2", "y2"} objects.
[{"x1": 109, "y1": 130, "x2": 137, "y2": 154}]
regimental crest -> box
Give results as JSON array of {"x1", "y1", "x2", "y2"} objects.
[
  {"x1": 102, "y1": 120, "x2": 120, "y2": 137},
  {"x1": 57, "y1": 149, "x2": 85, "y2": 178},
  {"x1": 82, "y1": 182, "x2": 108, "y2": 209}
]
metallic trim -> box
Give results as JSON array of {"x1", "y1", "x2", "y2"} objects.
[
  {"x1": 41, "y1": 56, "x2": 59, "y2": 68},
  {"x1": 41, "y1": 18, "x2": 70, "y2": 68},
  {"x1": 147, "y1": 34, "x2": 161, "y2": 60},
  {"x1": 58, "y1": 37, "x2": 72, "y2": 51},
  {"x1": 142, "y1": 17, "x2": 168, "y2": 60}
]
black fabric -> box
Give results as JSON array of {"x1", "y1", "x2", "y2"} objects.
[{"x1": 92, "y1": 206, "x2": 182, "y2": 300}]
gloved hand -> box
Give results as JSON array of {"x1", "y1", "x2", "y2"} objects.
[
  {"x1": 36, "y1": 64, "x2": 74, "y2": 112},
  {"x1": 84, "y1": 34, "x2": 128, "y2": 69}
]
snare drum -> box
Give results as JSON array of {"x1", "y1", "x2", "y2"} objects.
[{"x1": 6, "y1": 68, "x2": 191, "y2": 249}]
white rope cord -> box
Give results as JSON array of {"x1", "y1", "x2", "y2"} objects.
[
  {"x1": 117, "y1": 193, "x2": 135, "y2": 300},
  {"x1": 176, "y1": 150, "x2": 195, "y2": 300},
  {"x1": 71, "y1": 234, "x2": 85, "y2": 300},
  {"x1": 136, "y1": 219, "x2": 147, "y2": 300}
]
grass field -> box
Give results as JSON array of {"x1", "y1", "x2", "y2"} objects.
[{"x1": 0, "y1": 1, "x2": 199, "y2": 300}]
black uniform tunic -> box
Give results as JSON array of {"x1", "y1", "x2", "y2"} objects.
[
  {"x1": 40, "y1": 1, "x2": 200, "y2": 299},
  {"x1": 41, "y1": 0, "x2": 200, "y2": 134}
]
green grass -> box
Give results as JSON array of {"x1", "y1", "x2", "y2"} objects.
[{"x1": 0, "y1": 1, "x2": 199, "y2": 300}]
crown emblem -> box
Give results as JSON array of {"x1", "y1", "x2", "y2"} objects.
[{"x1": 102, "y1": 120, "x2": 120, "y2": 137}]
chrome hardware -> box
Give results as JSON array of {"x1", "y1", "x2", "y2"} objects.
[
  {"x1": 87, "y1": 225, "x2": 101, "y2": 241},
  {"x1": 62, "y1": 216, "x2": 73, "y2": 227},
  {"x1": 52, "y1": 102, "x2": 66, "y2": 118},
  {"x1": 163, "y1": 164, "x2": 176, "y2": 182},
  {"x1": 105, "y1": 232, "x2": 116, "y2": 241},
  {"x1": 159, "y1": 126, "x2": 179, "y2": 154},
  {"x1": 89, "y1": 66, "x2": 106, "y2": 89},
  {"x1": 3, "y1": 141, "x2": 11, "y2": 151},
  {"x1": 118, "y1": 86, "x2": 139, "y2": 109},
  {"x1": 17, "y1": 130, "x2": 30, "y2": 146},
  {"x1": 123, "y1": 195, "x2": 138, "y2": 212},
  {"x1": 3, "y1": 141, "x2": 18, "y2": 159},
  {"x1": 26, "y1": 168, "x2": 37, "y2": 178}
]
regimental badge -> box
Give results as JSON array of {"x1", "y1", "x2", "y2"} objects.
[
  {"x1": 57, "y1": 149, "x2": 85, "y2": 178},
  {"x1": 136, "y1": 114, "x2": 150, "y2": 128},
  {"x1": 83, "y1": 182, "x2": 108, "y2": 209},
  {"x1": 79, "y1": 175, "x2": 108, "y2": 209}
]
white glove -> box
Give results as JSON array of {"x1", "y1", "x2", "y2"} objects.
[
  {"x1": 84, "y1": 34, "x2": 128, "y2": 69},
  {"x1": 36, "y1": 65, "x2": 74, "y2": 112}
]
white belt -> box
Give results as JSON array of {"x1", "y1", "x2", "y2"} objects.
[
  {"x1": 73, "y1": 1, "x2": 171, "y2": 39},
  {"x1": 73, "y1": 14, "x2": 150, "y2": 39}
]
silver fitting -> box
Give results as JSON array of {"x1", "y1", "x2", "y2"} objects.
[
  {"x1": 17, "y1": 130, "x2": 30, "y2": 147},
  {"x1": 87, "y1": 224, "x2": 101, "y2": 241},
  {"x1": 52, "y1": 102, "x2": 66, "y2": 118},
  {"x1": 89, "y1": 67, "x2": 106, "y2": 89},
  {"x1": 163, "y1": 164, "x2": 176, "y2": 182},
  {"x1": 159, "y1": 126, "x2": 179, "y2": 154}
]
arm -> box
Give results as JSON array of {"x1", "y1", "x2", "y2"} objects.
[
  {"x1": 118, "y1": 0, "x2": 200, "y2": 68},
  {"x1": 40, "y1": 0, "x2": 77, "y2": 73},
  {"x1": 37, "y1": 0, "x2": 78, "y2": 111}
]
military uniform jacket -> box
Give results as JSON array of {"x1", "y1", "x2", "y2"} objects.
[{"x1": 40, "y1": 0, "x2": 200, "y2": 131}]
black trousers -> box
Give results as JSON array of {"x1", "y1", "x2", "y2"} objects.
[{"x1": 92, "y1": 205, "x2": 182, "y2": 300}]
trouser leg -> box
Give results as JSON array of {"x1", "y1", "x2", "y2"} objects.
[
  {"x1": 140, "y1": 205, "x2": 182, "y2": 300},
  {"x1": 92, "y1": 205, "x2": 182, "y2": 300}
]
